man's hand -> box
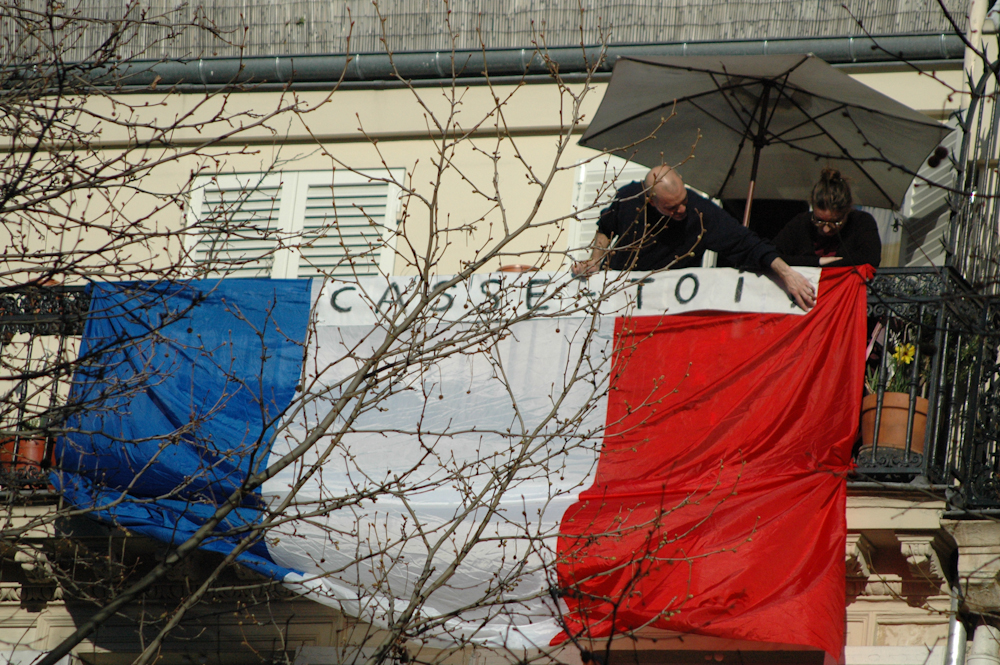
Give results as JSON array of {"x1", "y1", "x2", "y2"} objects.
[
  {"x1": 818, "y1": 256, "x2": 842, "y2": 266},
  {"x1": 572, "y1": 232, "x2": 612, "y2": 278},
  {"x1": 770, "y1": 258, "x2": 815, "y2": 310},
  {"x1": 572, "y1": 257, "x2": 601, "y2": 277}
]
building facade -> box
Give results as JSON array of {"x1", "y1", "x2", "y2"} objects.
[{"x1": 2, "y1": 0, "x2": 1000, "y2": 662}]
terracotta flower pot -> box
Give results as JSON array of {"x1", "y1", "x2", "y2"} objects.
[
  {"x1": 0, "y1": 438, "x2": 53, "y2": 489},
  {"x1": 860, "y1": 392, "x2": 929, "y2": 454}
]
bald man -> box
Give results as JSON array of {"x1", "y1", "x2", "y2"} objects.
[{"x1": 572, "y1": 166, "x2": 816, "y2": 310}]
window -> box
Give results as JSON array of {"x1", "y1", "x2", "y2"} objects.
[{"x1": 187, "y1": 170, "x2": 403, "y2": 278}]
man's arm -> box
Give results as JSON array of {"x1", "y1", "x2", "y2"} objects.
[
  {"x1": 572, "y1": 232, "x2": 611, "y2": 276},
  {"x1": 770, "y1": 257, "x2": 816, "y2": 310},
  {"x1": 692, "y1": 196, "x2": 814, "y2": 309}
]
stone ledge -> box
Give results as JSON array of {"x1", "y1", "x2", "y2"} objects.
[
  {"x1": 845, "y1": 646, "x2": 945, "y2": 665},
  {"x1": 848, "y1": 497, "x2": 947, "y2": 531}
]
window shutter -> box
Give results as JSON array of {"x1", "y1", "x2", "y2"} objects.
[
  {"x1": 568, "y1": 158, "x2": 649, "y2": 262},
  {"x1": 188, "y1": 171, "x2": 400, "y2": 279},
  {"x1": 296, "y1": 176, "x2": 394, "y2": 278},
  {"x1": 189, "y1": 174, "x2": 286, "y2": 279},
  {"x1": 900, "y1": 127, "x2": 960, "y2": 267}
]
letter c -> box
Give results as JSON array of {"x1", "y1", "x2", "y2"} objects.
[{"x1": 331, "y1": 286, "x2": 356, "y2": 312}]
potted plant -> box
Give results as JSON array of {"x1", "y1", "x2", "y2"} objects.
[
  {"x1": 861, "y1": 342, "x2": 928, "y2": 454},
  {"x1": 0, "y1": 417, "x2": 53, "y2": 485}
]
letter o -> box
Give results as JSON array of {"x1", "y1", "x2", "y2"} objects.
[{"x1": 674, "y1": 274, "x2": 699, "y2": 304}]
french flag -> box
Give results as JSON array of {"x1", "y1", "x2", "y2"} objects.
[{"x1": 56, "y1": 266, "x2": 868, "y2": 659}]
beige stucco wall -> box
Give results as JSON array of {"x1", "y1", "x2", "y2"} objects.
[
  {"x1": 850, "y1": 68, "x2": 965, "y2": 120},
  {"x1": 7, "y1": 62, "x2": 962, "y2": 282}
]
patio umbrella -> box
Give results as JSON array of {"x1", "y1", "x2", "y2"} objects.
[{"x1": 578, "y1": 54, "x2": 951, "y2": 224}]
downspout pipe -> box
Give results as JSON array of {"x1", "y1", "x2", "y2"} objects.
[
  {"x1": 31, "y1": 33, "x2": 964, "y2": 90},
  {"x1": 946, "y1": 587, "x2": 967, "y2": 665},
  {"x1": 964, "y1": 0, "x2": 991, "y2": 96}
]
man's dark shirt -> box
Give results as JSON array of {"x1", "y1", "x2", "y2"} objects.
[{"x1": 596, "y1": 182, "x2": 780, "y2": 271}]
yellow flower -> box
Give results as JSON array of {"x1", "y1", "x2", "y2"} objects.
[{"x1": 893, "y1": 343, "x2": 916, "y2": 365}]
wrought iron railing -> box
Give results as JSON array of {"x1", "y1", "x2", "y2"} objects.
[
  {"x1": 0, "y1": 285, "x2": 90, "y2": 488},
  {"x1": 853, "y1": 267, "x2": 1000, "y2": 509}
]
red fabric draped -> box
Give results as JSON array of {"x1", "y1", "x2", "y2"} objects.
[{"x1": 555, "y1": 266, "x2": 873, "y2": 658}]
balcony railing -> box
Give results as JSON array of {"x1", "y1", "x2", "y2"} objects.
[
  {"x1": 4, "y1": 276, "x2": 1000, "y2": 508},
  {"x1": 0, "y1": 285, "x2": 90, "y2": 490},
  {"x1": 853, "y1": 267, "x2": 1000, "y2": 508}
]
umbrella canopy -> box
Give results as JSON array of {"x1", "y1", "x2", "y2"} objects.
[{"x1": 579, "y1": 54, "x2": 951, "y2": 210}]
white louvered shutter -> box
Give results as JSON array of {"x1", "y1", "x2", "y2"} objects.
[
  {"x1": 187, "y1": 171, "x2": 400, "y2": 278},
  {"x1": 294, "y1": 172, "x2": 397, "y2": 279},
  {"x1": 567, "y1": 157, "x2": 649, "y2": 262},
  {"x1": 189, "y1": 173, "x2": 287, "y2": 278},
  {"x1": 900, "y1": 127, "x2": 960, "y2": 267}
]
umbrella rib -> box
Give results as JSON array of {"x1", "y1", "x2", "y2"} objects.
[
  {"x1": 706, "y1": 65, "x2": 797, "y2": 198},
  {"x1": 763, "y1": 93, "x2": 899, "y2": 205},
  {"x1": 705, "y1": 71, "x2": 761, "y2": 198},
  {"x1": 759, "y1": 138, "x2": 898, "y2": 205},
  {"x1": 766, "y1": 100, "x2": 851, "y2": 143},
  {"x1": 704, "y1": 64, "x2": 800, "y2": 138},
  {"x1": 761, "y1": 71, "x2": 796, "y2": 145},
  {"x1": 685, "y1": 94, "x2": 763, "y2": 196},
  {"x1": 685, "y1": 98, "x2": 755, "y2": 137}
]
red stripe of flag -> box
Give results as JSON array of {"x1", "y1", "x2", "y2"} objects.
[{"x1": 555, "y1": 266, "x2": 873, "y2": 657}]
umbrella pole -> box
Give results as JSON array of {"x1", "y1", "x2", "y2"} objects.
[
  {"x1": 741, "y1": 177, "x2": 756, "y2": 227},
  {"x1": 741, "y1": 84, "x2": 772, "y2": 227}
]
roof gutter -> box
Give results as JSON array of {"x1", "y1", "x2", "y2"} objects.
[{"x1": 64, "y1": 33, "x2": 965, "y2": 90}]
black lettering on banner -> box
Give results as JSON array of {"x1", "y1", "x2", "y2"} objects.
[
  {"x1": 377, "y1": 282, "x2": 404, "y2": 311},
  {"x1": 734, "y1": 276, "x2": 744, "y2": 303},
  {"x1": 527, "y1": 278, "x2": 550, "y2": 311},
  {"x1": 480, "y1": 278, "x2": 502, "y2": 310},
  {"x1": 431, "y1": 283, "x2": 456, "y2": 312},
  {"x1": 629, "y1": 277, "x2": 654, "y2": 309},
  {"x1": 674, "y1": 273, "x2": 699, "y2": 304},
  {"x1": 331, "y1": 286, "x2": 356, "y2": 312}
]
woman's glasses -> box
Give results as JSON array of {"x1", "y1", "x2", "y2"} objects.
[{"x1": 811, "y1": 209, "x2": 848, "y2": 231}]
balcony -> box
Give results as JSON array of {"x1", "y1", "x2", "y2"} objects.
[
  {"x1": 851, "y1": 267, "x2": 1000, "y2": 510},
  {"x1": 0, "y1": 284, "x2": 89, "y2": 494}
]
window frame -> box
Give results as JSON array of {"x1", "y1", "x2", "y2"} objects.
[{"x1": 185, "y1": 169, "x2": 403, "y2": 279}]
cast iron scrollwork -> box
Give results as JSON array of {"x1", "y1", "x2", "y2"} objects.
[
  {"x1": 0, "y1": 286, "x2": 90, "y2": 337},
  {"x1": 855, "y1": 446, "x2": 924, "y2": 472},
  {"x1": 959, "y1": 361, "x2": 1000, "y2": 508}
]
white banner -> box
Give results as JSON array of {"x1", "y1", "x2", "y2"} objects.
[{"x1": 313, "y1": 267, "x2": 821, "y2": 327}]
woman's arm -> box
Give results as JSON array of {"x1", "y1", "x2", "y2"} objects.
[{"x1": 773, "y1": 214, "x2": 822, "y2": 267}]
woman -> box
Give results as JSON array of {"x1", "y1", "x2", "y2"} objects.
[{"x1": 773, "y1": 167, "x2": 882, "y2": 268}]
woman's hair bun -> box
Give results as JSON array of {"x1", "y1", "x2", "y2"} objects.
[
  {"x1": 820, "y1": 166, "x2": 844, "y2": 183},
  {"x1": 811, "y1": 167, "x2": 853, "y2": 211}
]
